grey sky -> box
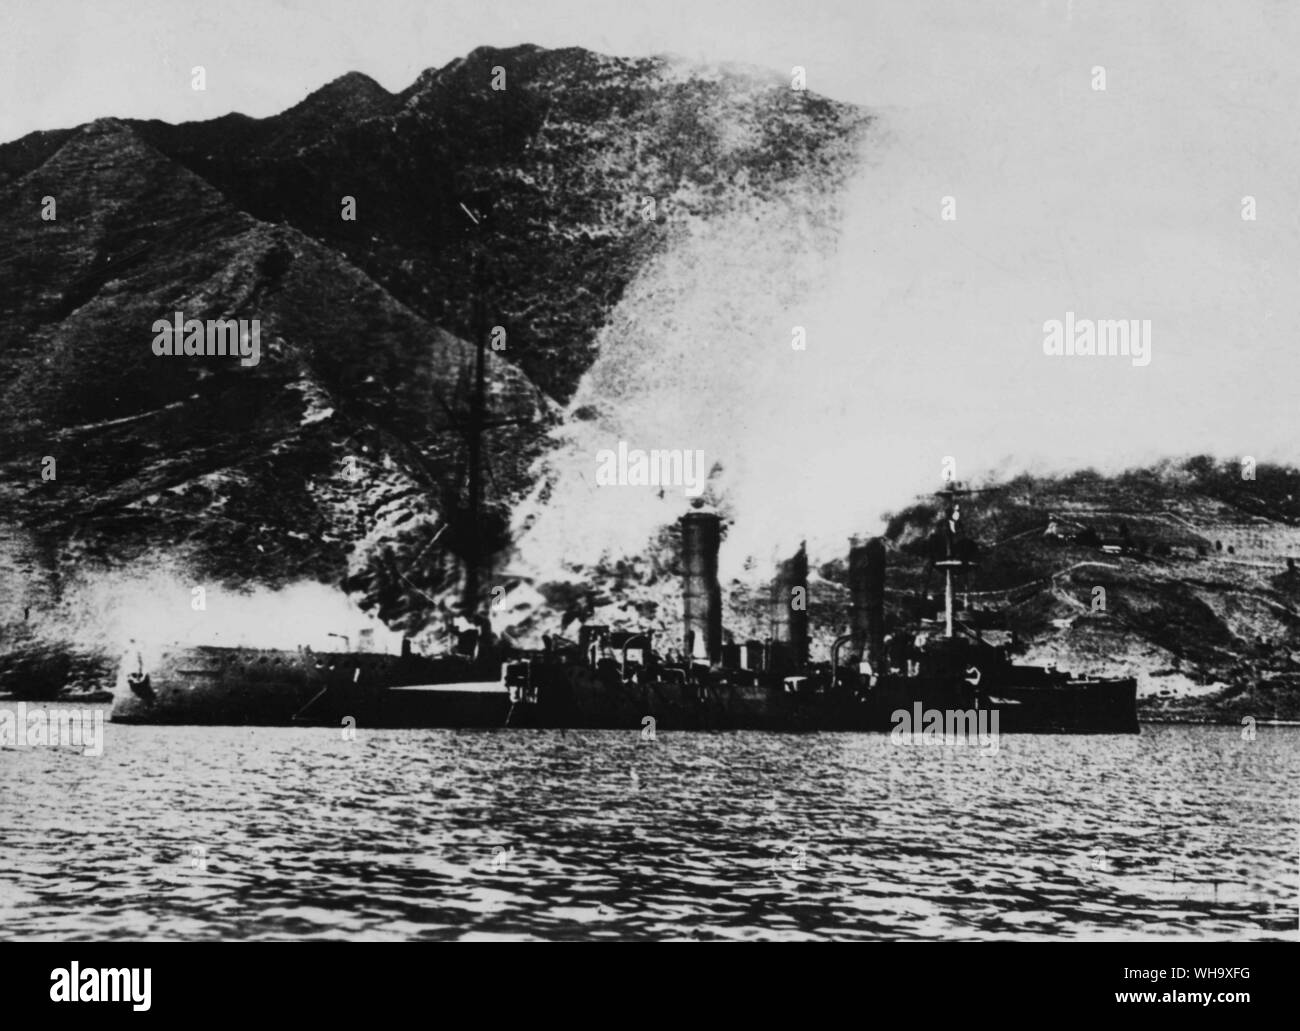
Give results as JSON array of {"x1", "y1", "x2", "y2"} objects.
[{"x1": 8, "y1": 0, "x2": 1293, "y2": 138}]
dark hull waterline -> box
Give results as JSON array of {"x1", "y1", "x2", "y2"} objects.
[{"x1": 107, "y1": 645, "x2": 1138, "y2": 733}]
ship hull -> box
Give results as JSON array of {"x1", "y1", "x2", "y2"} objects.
[
  {"x1": 109, "y1": 645, "x2": 508, "y2": 728},
  {"x1": 522, "y1": 667, "x2": 1139, "y2": 734},
  {"x1": 109, "y1": 648, "x2": 1138, "y2": 734}
]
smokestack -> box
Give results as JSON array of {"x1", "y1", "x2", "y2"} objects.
[
  {"x1": 849, "y1": 536, "x2": 886, "y2": 672},
  {"x1": 770, "y1": 542, "x2": 808, "y2": 671},
  {"x1": 681, "y1": 511, "x2": 722, "y2": 663}
]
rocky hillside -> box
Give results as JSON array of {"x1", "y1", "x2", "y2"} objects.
[
  {"x1": 0, "y1": 45, "x2": 870, "y2": 683},
  {"x1": 755, "y1": 459, "x2": 1300, "y2": 722},
  {"x1": 128, "y1": 45, "x2": 867, "y2": 402}
]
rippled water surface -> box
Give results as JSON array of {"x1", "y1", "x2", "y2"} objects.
[{"x1": 1, "y1": 716, "x2": 1297, "y2": 940}]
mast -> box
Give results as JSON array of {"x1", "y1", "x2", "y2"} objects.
[
  {"x1": 452, "y1": 198, "x2": 536, "y2": 624},
  {"x1": 464, "y1": 247, "x2": 487, "y2": 614},
  {"x1": 457, "y1": 200, "x2": 489, "y2": 616},
  {"x1": 934, "y1": 483, "x2": 979, "y2": 640},
  {"x1": 944, "y1": 563, "x2": 955, "y2": 638}
]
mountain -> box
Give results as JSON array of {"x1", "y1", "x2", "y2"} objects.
[
  {"x1": 0, "y1": 116, "x2": 545, "y2": 590},
  {"x1": 0, "y1": 45, "x2": 870, "y2": 685},
  {"x1": 126, "y1": 44, "x2": 869, "y2": 400}
]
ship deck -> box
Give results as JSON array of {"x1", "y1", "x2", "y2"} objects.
[{"x1": 386, "y1": 682, "x2": 507, "y2": 694}]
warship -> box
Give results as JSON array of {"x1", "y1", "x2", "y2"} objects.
[
  {"x1": 106, "y1": 198, "x2": 1135, "y2": 731},
  {"x1": 108, "y1": 487, "x2": 1138, "y2": 733},
  {"x1": 484, "y1": 493, "x2": 1137, "y2": 734}
]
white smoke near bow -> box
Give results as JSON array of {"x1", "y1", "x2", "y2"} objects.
[{"x1": 26, "y1": 560, "x2": 406, "y2": 655}]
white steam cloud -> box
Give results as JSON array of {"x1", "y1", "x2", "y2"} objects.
[
  {"x1": 514, "y1": 41, "x2": 1300, "y2": 584},
  {"x1": 30, "y1": 562, "x2": 405, "y2": 654}
]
